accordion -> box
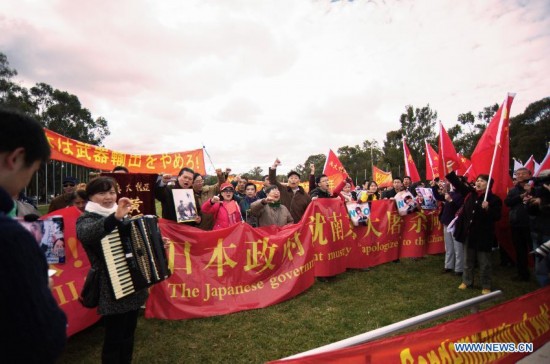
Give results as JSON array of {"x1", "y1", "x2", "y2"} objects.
[{"x1": 100, "y1": 215, "x2": 171, "y2": 300}]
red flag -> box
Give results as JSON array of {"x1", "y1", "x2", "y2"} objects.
[
  {"x1": 402, "y1": 138, "x2": 420, "y2": 182},
  {"x1": 455, "y1": 154, "x2": 475, "y2": 182},
  {"x1": 535, "y1": 146, "x2": 550, "y2": 177},
  {"x1": 424, "y1": 141, "x2": 440, "y2": 181},
  {"x1": 523, "y1": 155, "x2": 536, "y2": 175},
  {"x1": 323, "y1": 149, "x2": 350, "y2": 192},
  {"x1": 470, "y1": 93, "x2": 515, "y2": 199},
  {"x1": 372, "y1": 165, "x2": 393, "y2": 188},
  {"x1": 438, "y1": 122, "x2": 462, "y2": 176}
]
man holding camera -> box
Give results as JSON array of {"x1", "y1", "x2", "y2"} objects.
[
  {"x1": 526, "y1": 170, "x2": 550, "y2": 287},
  {"x1": 505, "y1": 167, "x2": 533, "y2": 281}
]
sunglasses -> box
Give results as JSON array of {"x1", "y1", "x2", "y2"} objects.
[
  {"x1": 221, "y1": 189, "x2": 234, "y2": 193},
  {"x1": 63, "y1": 183, "x2": 75, "y2": 187}
]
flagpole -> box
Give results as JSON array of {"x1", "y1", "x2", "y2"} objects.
[
  {"x1": 202, "y1": 143, "x2": 217, "y2": 173},
  {"x1": 439, "y1": 122, "x2": 447, "y2": 176},
  {"x1": 425, "y1": 140, "x2": 434, "y2": 179},
  {"x1": 402, "y1": 138, "x2": 410, "y2": 177}
]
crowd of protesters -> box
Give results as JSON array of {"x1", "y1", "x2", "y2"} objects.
[
  {"x1": 4, "y1": 104, "x2": 549, "y2": 363},
  {"x1": 29, "y1": 153, "x2": 550, "y2": 296}
]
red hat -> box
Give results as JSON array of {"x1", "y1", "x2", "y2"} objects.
[{"x1": 220, "y1": 182, "x2": 234, "y2": 191}]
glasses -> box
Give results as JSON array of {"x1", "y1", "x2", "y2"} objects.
[
  {"x1": 63, "y1": 183, "x2": 75, "y2": 187},
  {"x1": 222, "y1": 189, "x2": 234, "y2": 193}
]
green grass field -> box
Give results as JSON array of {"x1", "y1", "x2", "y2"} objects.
[{"x1": 57, "y1": 252, "x2": 539, "y2": 364}]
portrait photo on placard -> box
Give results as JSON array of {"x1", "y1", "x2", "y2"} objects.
[{"x1": 172, "y1": 189, "x2": 198, "y2": 223}]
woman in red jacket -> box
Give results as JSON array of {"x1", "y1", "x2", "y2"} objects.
[{"x1": 201, "y1": 182, "x2": 243, "y2": 230}]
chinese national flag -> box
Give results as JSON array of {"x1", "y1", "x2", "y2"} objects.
[
  {"x1": 438, "y1": 122, "x2": 462, "y2": 176},
  {"x1": 470, "y1": 93, "x2": 515, "y2": 200},
  {"x1": 455, "y1": 154, "x2": 475, "y2": 182},
  {"x1": 425, "y1": 141, "x2": 440, "y2": 181},
  {"x1": 402, "y1": 138, "x2": 421, "y2": 182},
  {"x1": 323, "y1": 149, "x2": 349, "y2": 192},
  {"x1": 535, "y1": 146, "x2": 550, "y2": 177},
  {"x1": 372, "y1": 165, "x2": 392, "y2": 188}
]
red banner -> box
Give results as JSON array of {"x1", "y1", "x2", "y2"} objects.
[
  {"x1": 372, "y1": 165, "x2": 393, "y2": 188},
  {"x1": 47, "y1": 199, "x2": 443, "y2": 330},
  {"x1": 403, "y1": 138, "x2": 421, "y2": 183},
  {"x1": 270, "y1": 286, "x2": 550, "y2": 364},
  {"x1": 323, "y1": 149, "x2": 350, "y2": 192},
  {"x1": 43, "y1": 207, "x2": 100, "y2": 337},
  {"x1": 305, "y1": 199, "x2": 355, "y2": 277},
  {"x1": 45, "y1": 128, "x2": 205, "y2": 174},
  {"x1": 425, "y1": 141, "x2": 440, "y2": 181},
  {"x1": 438, "y1": 122, "x2": 462, "y2": 176}
]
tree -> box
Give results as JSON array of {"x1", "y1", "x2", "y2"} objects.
[
  {"x1": 0, "y1": 53, "x2": 35, "y2": 113},
  {"x1": 334, "y1": 139, "x2": 383, "y2": 184},
  {"x1": 509, "y1": 97, "x2": 550, "y2": 163},
  {"x1": 448, "y1": 103, "x2": 499, "y2": 157},
  {"x1": 398, "y1": 104, "x2": 438, "y2": 179},
  {"x1": 246, "y1": 166, "x2": 264, "y2": 180},
  {"x1": 294, "y1": 154, "x2": 326, "y2": 181},
  {"x1": 0, "y1": 52, "x2": 109, "y2": 202},
  {"x1": 0, "y1": 52, "x2": 110, "y2": 146},
  {"x1": 380, "y1": 130, "x2": 403, "y2": 177}
]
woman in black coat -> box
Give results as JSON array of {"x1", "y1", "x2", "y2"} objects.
[
  {"x1": 446, "y1": 162, "x2": 502, "y2": 294},
  {"x1": 77, "y1": 177, "x2": 147, "y2": 363}
]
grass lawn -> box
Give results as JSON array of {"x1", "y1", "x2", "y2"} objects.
[{"x1": 57, "y1": 252, "x2": 540, "y2": 364}]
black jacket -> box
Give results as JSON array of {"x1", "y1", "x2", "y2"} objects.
[
  {"x1": 154, "y1": 180, "x2": 199, "y2": 226},
  {"x1": 504, "y1": 183, "x2": 531, "y2": 227},
  {"x1": 446, "y1": 172, "x2": 502, "y2": 251},
  {"x1": 0, "y1": 187, "x2": 67, "y2": 363}
]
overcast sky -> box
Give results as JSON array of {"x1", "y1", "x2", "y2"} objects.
[{"x1": 1, "y1": 0, "x2": 549, "y2": 174}]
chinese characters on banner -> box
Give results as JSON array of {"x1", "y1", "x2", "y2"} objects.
[
  {"x1": 146, "y1": 200, "x2": 443, "y2": 319},
  {"x1": 47, "y1": 199, "x2": 444, "y2": 334},
  {"x1": 45, "y1": 128, "x2": 205, "y2": 175},
  {"x1": 101, "y1": 172, "x2": 158, "y2": 216}
]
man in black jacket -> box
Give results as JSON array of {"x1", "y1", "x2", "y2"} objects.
[
  {"x1": 504, "y1": 167, "x2": 533, "y2": 281},
  {"x1": 309, "y1": 174, "x2": 332, "y2": 199},
  {"x1": 0, "y1": 108, "x2": 67, "y2": 363},
  {"x1": 382, "y1": 177, "x2": 404, "y2": 199},
  {"x1": 154, "y1": 167, "x2": 201, "y2": 226}
]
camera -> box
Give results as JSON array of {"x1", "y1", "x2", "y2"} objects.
[
  {"x1": 531, "y1": 240, "x2": 550, "y2": 258},
  {"x1": 529, "y1": 175, "x2": 550, "y2": 186}
]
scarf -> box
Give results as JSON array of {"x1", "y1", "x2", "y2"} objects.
[
  {"x1": 244, "y1": 196, "x2": 257, "y2": 204},
  {"x1": 7, "y1": 200, "x2": 17, "y2": 218},
  {"x1": 85, "y1": 201, "x2": 118, "y2": 217},
  {"x1": 340, "y1": 191, "x2": 353, "y2": 202},
  {"x1": 223, "y1": 201, "x2": 240, "y2": 224},
  {"x1": 268, "y1": 201, "x2": 281, "y2": 208}
]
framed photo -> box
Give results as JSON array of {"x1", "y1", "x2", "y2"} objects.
[{"x1": 172, "y1": 189, "x2": 198, "y2": 223}]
